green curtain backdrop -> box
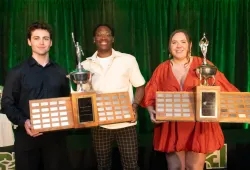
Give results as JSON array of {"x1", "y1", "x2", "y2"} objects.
[{"x1": 1, "y1": 0, "x2": 250, "y2": 133}]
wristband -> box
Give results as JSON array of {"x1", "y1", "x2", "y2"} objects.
[{"x1": 132, "y1": 102, "x2": 139, "y2": 107}]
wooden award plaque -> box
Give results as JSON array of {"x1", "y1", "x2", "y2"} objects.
[
  {"x1": 29, "y1": 92, "x2": 134, "y2": 132},
  {"x1": 155, "y1": 89, "x2": 250, "y2": 123},
  {"x1": 29, "y1": 97, "x2": 74, "y2": 133},
  {"x1": 195, "y1": 86, "x2": 220, "y2": 122}
]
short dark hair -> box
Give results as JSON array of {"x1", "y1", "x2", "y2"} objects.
[
  {"x1": 93, "y1": 24, "x2": 114, "y2": 37},
  {"x1": 27, "y1": 21, "x2": 52, "y2": 40}
]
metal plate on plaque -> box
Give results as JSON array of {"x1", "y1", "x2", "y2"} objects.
[
  {"x1": 78, "y1": 97, "x2": 94, "y2": 122},
  {"x1": 196, "y1": 86, "x2": 220, "y2": 122},
  {"x1": 201, "y1": 92, "x2": 216, "y2": 116},
  {"x1": 71, "y1": 92, "x2": 98, "y2": 128}
]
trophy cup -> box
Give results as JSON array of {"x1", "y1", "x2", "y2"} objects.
[
  {"x1": 69, "y1": 33, "x2": 91, "y2": 92},
  {"x1": 195, "y1": 33, "x2": 220, "y2": 121},
  {"x1": 69, "y1": 33, "x2": 98, "y2": 128}
]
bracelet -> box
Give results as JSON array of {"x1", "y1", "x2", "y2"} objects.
[{"x1": 132, "y1": 102, "x2": 139, "y2": 107}]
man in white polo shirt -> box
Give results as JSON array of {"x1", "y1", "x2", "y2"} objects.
[{"x1": 81, "y1": 24, "x2": 145, "y2": 170}]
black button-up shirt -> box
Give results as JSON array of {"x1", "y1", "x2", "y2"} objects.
[
  {"x1": 1, "y1": 57, "x2": 70, "y2": 151},
  {"x1": 1, "y1": 57, "x2": 70, "y2": 126}
]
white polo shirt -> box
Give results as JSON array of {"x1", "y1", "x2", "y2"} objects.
[{"x1": 81, "y1": 49, "x2": 145, "y2": 129}]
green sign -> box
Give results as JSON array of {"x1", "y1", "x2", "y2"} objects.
[
  {"x1": 0, "y1": 144, "x2": 227, "y2": 170},
  {"x1": 0, "y1": 152, "x2": 15, "y2": 170},
  {"x1": 205, "y1": 144, "x2": 227, "y2": 169}
]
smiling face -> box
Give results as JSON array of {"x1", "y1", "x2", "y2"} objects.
[
  {"x1": 169, "y1": 32, "x2": 192, "y2": 61},
  {"x1": 28, "y1": 29, "x2": 52, "y2": 57},
  {"x1": 94, "y1": 26, "x2": 114, "y2": 53}
]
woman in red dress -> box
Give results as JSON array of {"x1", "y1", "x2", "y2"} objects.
[{"x1": 141, "y1": 30, "x2": 239, "y2": 170}]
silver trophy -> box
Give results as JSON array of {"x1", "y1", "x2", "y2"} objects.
[
  {"x1": 69, "y1": 33, "x2": 90, "y2": 92},
  {"x1": 196, "y1": 33, "x2": 217, "y2": 86}
]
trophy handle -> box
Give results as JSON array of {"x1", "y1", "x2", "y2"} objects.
[
  {"x1": 211, "y1": 75, "x2": 216, "y2": 86},
  {"x1": 69, "y1": 79, "x2": 75, "y2": 93}
]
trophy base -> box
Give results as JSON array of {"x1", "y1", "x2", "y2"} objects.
[
  {"x1": 71, "y1": 92, "x2": 99, "y2": 128},
  {"x1": 195, "y1": 86, "x2": 220, "y2": 122}
]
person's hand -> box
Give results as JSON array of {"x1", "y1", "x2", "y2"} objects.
[
  {"x1": 147, "y1": 106, "x2": 166, "y2": 124},
  {"x1": 131, "y1": 103, "x2": 138, "y2": 123},
  {"x1": 24, "y1": 119, "x2": 43, "y2": 137}
]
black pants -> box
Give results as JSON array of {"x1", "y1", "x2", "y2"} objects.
[
  {"x1": 92, "y1": 126, "x2": 139, "y2": 170},
  {"x1": 14, "y1": 140, "x2": 71, "y2": 170}
]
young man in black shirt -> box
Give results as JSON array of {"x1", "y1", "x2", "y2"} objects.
[{"x1": 1, "y1": 22, "x2": 71, "y2": 170}]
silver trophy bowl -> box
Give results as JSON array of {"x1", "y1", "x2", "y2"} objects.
[
  {"x1": 70, "y1": 71, "x2": 90, "y2": 84},
  {"x1": 196, "y1": 64, "x2": 217, "y2": 79},
  {"x1": 69, "y1": 69, "x2": 90, "y2": 92}
]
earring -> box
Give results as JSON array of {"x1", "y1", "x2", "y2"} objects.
[{"x1": 169, "y1": 53, "x2": 172, "y2": 58}]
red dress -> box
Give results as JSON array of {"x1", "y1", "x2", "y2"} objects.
[{"x1": 142, "y1": 57, "x2": 239, "y2": 154}]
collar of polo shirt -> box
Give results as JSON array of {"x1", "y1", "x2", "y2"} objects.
[{"x1": 86, "y1": 49, "x2": 120, "y2": 62}]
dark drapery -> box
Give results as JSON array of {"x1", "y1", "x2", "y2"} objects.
[{"x1": 0, "y1": 0, "x2": 250, "y2": 136}]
